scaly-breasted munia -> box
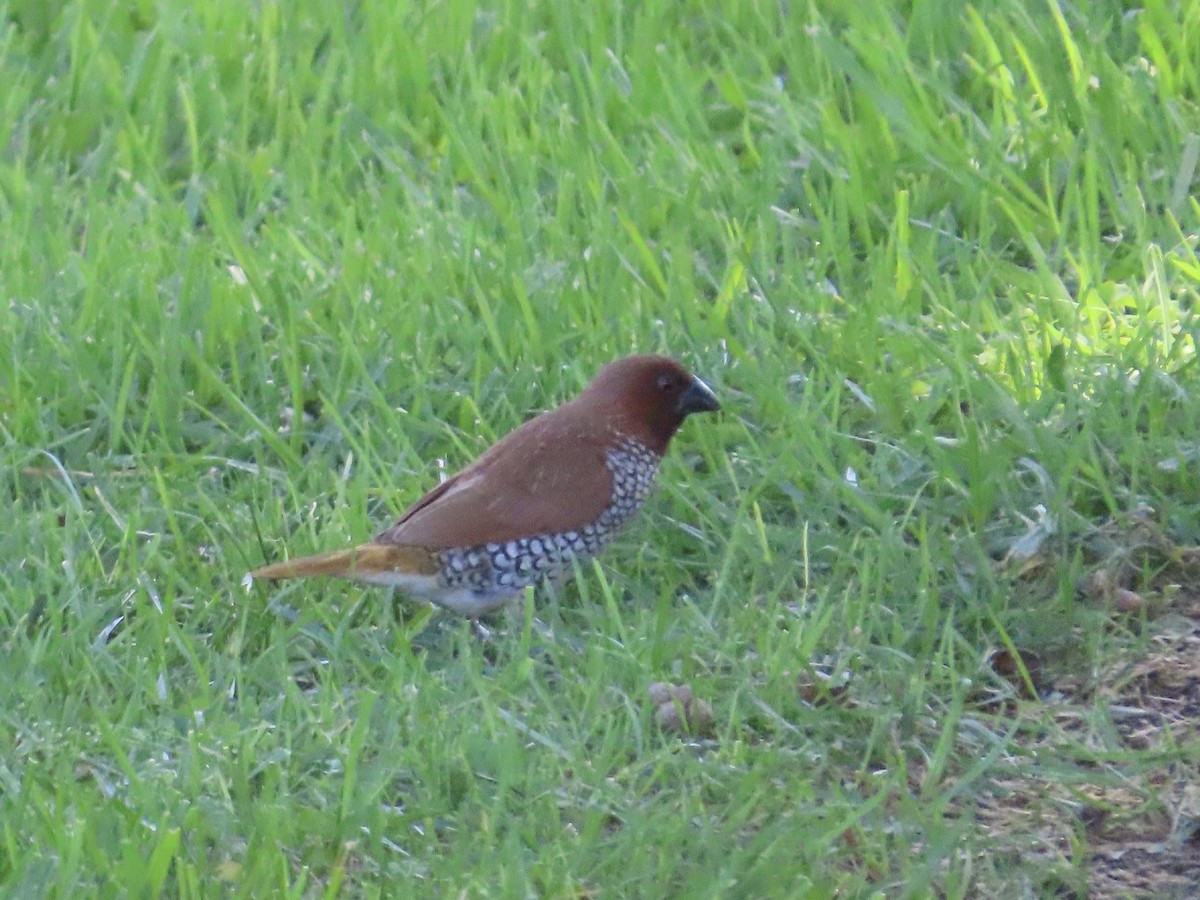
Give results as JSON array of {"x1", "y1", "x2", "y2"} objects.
[{"x1": 247, "y1": 355, "x2": 719, "y2": 615}]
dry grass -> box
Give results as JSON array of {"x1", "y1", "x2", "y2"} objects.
[{"x1": 962, "y1": 518, "x2": 1200, "y2": 897}]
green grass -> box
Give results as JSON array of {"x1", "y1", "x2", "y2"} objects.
[{"x1": 3, "y1": 0, "x2": 1199, "y2": 895}]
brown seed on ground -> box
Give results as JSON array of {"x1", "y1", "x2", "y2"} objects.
[{"x1": 648, "y1": 682, "x2": 714, "y2": 736}]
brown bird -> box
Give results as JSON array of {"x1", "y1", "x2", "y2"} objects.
[{"x1": 247, "y1": 355, "x2": 719, "y2": 616}]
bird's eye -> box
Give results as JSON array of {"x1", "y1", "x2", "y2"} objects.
[{"x1": 656, "y1": 373, "x2": 678, "y2": 392}]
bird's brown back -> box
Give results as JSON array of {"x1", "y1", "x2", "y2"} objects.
[{"x1": 374, "y1": 398, "x2": 621, "y2": 549}]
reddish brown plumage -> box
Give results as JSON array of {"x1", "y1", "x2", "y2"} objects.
[
  {"x1": 374, "y1": 355, "x2": 712, "y2": 548},
  {"x1": 247, "y1": 355, "x2": 719, "y2": 615}
]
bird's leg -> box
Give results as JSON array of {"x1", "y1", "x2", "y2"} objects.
[
  {"x1": 526, "y1": 584, "x2": 556, "y2": 645},
  {"x1": 470, "y1": 617, "x2": 494, "y2": 643},
  {"x1": 521, "y1": 584, "x2": 587, "y2": 656}
]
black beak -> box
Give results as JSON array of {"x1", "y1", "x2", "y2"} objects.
[{"x1": 677, "y1": 375, "x2": 720, "y2": 416}]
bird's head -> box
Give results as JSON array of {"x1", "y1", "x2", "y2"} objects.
[{"x1": 582, "y1": 355, "x2": 720, "y2": 453}]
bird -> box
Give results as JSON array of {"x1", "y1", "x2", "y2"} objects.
[{"x1": 247, "y1": 355, "x2": 720, "y2": 616}]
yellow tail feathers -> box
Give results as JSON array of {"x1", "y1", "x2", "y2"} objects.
[{"x1": 247, "y1": 543, "x2": 440, "y2": 581}]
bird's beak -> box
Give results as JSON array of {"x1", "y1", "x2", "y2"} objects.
[{"x1": 677, "y1": 375, "x2": 720, "y2": 416}]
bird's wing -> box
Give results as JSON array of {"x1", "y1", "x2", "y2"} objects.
[{"x1": 375, "y1": 414, "x2": 619, "y2": 549}]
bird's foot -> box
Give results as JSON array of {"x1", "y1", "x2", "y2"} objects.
[{"x1": 470, "y1": 618, "x2": 495, "y2": 643}]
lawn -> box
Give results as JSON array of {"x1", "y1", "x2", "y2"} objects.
[{"x1": 2, "y1": 0, "x2": 1199, "y2": 896}]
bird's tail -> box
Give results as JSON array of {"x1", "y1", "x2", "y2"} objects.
[{"x1": 247, "y1": 543, "x2": 440, "y2": 581}]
